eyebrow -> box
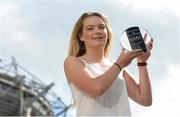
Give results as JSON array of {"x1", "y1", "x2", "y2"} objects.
[
  {"x1": 85, "y1": 25, "x2": 94, "y2": 27},
  {"x1": 85, "y1": 24, "x2": 105, "y2": 27}
]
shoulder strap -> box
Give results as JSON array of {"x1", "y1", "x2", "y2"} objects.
[{"x1": 78, "y1": 57, "x2": 88, "y2": 67}]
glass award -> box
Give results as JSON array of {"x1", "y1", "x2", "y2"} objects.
[{"x1": 120, "y1": 26, "x2": 152, "y2": 52}]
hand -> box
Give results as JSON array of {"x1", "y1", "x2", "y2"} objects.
[
  {"x1": 136, "y1": 50, "x2": 151, "y2": 63},
  {"x1": 116, "y1": 48, "x2": 144, "y2": 68},
  {"x1": 145, "y1": 33, "x2": 153, "y2": 51},
  {"x1": 137, "y1": 33, "x2": 154, "y2": 63}
]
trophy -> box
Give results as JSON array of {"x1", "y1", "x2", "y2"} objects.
[{"x1": 120, "y1": 26, "x2": 152, "y2": 52}]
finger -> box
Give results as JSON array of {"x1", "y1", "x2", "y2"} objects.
[
  {"x1": 130, "y1": 49, "x2": 143, "y2": 58},
  {"x1": 146, "y1": 38, "x2": 153, "y2": 46},
  {"x1": 144, "y1": 33, "x2": 147, "y2": 43},
  {"x1": 120, "y1": 47, "x2": 127, "y2": 56},
  {"x1": 151, "y1": 38, "x2": 154, "y2": 43},
  {"x1": 147, "y1": 39, "x2": 153, "y2": 50},
  {"x1": 148, "y1": 43, "x2": 153, "y2": 50},
  {"x1": 120, "y1": 47, "x2": 126, "y2": 54},
  {"x1": 131, "y1": 49, "x2": 143, "y2": 56},
  {"x1": 123, "y1": 70, "x2": 132, "y2": 79},
  {"x1": 134, "y1": 51, "x2": 144, "y2": 57},
  {"x1": 132, "y1": 49, "x2": 143, "y2": 53},
  {"x1": 131, "y1": 53, "x2": 143, "y2": 59},
  {"x1": 122, "y1": 47, "x2": 126, "y2": 52}
]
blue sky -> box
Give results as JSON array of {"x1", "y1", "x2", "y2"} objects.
[{"x1": 0, "y1": 0, "x2": 180, "y2": 116}]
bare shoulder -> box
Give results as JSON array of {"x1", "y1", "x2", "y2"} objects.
[
  {"x1": 64, "y1": 56, "x2": 79, "y2": 62},
  {"x1": 64, "y1": 56, "x2": 84, "y2": 67},
  {"x1": 64, "y1": 56, "x2": 87, "y2": 84},
  {"x1": 64, "y1": 56, "x2": 86, "y2": 75}
]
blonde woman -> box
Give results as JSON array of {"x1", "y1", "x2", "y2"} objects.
[{"x1": 64, "y1": 12, "x2": 153, "y2": 116}]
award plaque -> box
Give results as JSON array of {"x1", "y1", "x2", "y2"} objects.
[{"x1": 120, "y1": 26, "x2": 152, "y2": 52}]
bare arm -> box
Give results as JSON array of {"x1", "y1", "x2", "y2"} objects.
[
  {"x1": 64, "y1": 49, "x2": 143, "y2": 96},
  {"x1": 123, "y1": 38, "x2": 153, "y2": 106},
  {"x1": 123, "y1": 67, "x2": 152, "y2": 106},
  {"x1": 64, "y1": 56, "x2": 121, "y2": 96}
]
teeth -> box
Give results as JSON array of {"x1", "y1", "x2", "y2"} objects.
[{"x1": 93, "y1": 37, "x2": 103, "y2": 39}]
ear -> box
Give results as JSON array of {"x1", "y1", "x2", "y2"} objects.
[{"x1": 79, "y1": 34, "x2": 84, "y2": 41}]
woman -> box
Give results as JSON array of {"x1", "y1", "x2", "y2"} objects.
[{"x1": 64, "y1": 12, "x2": 153, "y2": 116}]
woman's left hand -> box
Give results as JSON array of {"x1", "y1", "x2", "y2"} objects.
[{"x1": 137, "y1": 34, "x2": 153, "y2": 63}]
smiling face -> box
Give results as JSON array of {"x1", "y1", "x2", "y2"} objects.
[
  {"x1": 68, "y1": 12, "x2": 113, "y2": 57},
  {"x1": 80, "y1": 16, "x2": 108, "y2": 51}
]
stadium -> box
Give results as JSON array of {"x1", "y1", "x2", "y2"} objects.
[{"x1": 0, "y1": 57, "x2": 71, "y2": 116}]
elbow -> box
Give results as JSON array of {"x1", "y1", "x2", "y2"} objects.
[
  {"x1": 142, "y1": 100, "x2": 152, "y2": 107},
  {"x1": 93, "y1": 84, "x2": 106, "y2": 96},
  {"x1": 140, "y1": 97, "x2": 152, "y2": 107}
]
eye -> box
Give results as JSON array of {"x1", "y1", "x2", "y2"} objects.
[
  {"x1": 87, "y1": 27, "x2": 93, "y2": 30},
  {"x1": 99, "y1": 25, "x2": 105, "y2": 30}
]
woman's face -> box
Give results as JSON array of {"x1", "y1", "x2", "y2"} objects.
[{"x1": 80, "y1": 16, "x2": 108, "y2": 50}]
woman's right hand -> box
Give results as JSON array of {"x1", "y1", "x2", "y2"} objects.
[{"x1": 116, "y1": 48, "x2": 144, "y2": 68}]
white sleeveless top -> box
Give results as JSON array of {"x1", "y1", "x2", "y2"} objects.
[{"x1": 69, "y1": 58, "x2": 131, "y2": 116}]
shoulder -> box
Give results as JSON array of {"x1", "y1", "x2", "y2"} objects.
[
  {"x1": 64, "y1": 56, "x2": 87, "y2": 84},
  {"x1": 64, "y1": 56, "x2": 85, "y2": 68},
  {"x1": 64, "y1": 56, "x2": 82, "y2": 64},
  {"x1": 64, "y1": 56, "x2": 78, "y2": 63}
]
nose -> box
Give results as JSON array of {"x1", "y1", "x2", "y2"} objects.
[{"x1": 95, "y1": 28, "x2": 101, "y2": 35}]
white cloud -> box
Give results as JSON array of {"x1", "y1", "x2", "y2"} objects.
[
  {"x1": 131, "y1": 64, "x2": 180, "y2": 117},
  {"x1": 0, "y1": 3, "x2": 14, "y2": 17},
  {"x1": 117, "y1": 0, "x2": 180, "y2": 18}
]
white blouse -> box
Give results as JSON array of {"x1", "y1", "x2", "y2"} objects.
[{"x1": 69, "y1": 58, "x2": 131, "y2": 116}]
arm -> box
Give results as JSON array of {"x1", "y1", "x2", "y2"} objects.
[
  {"x1": 123, "y1": 67, "x2": 152, "y2": 106},
  {"x1": 123, "y1": 39, "x2": 153, "y2": 106},
  {"x1": 64, "y1": 49, "x2": 143, "y2": 96},
  {"x1": 64, "y1": 56, "x2": 121, "y2": 96}
]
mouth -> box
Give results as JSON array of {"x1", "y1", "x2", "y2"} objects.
[{"x1": 92, "y1": 36, "x2": 103, "y2": 40}]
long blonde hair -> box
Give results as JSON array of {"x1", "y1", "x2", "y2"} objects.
[{"x1": 68, "y1": 12, "x2": 113, "y2": 57}]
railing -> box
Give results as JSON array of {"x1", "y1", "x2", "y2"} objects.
[{"x1": 0, "y1": 57, "x2": 71, "y2": 116}]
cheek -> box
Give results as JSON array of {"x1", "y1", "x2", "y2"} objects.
[
  {"x1": 103, "y1": 31, "x2": 108, "y2": 39},
  {"x1": 83, "y1": 31, "x2": 93, "y2": 39}
]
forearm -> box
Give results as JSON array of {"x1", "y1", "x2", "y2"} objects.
[
  {"x1": 93, "y1": 63, "x2": 121, "y2": 95},
  {"x1": 138, "y1": 66, "x2": 152, "y2": 106}
]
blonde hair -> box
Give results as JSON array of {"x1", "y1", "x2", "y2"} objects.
[{"x1": 68, "y1": 12, "x2": 113, "y2": 57}]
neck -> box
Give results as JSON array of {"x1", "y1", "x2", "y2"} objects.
[{"x1": 81, "y1": 48, "x2": 105, "y2": 63}]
